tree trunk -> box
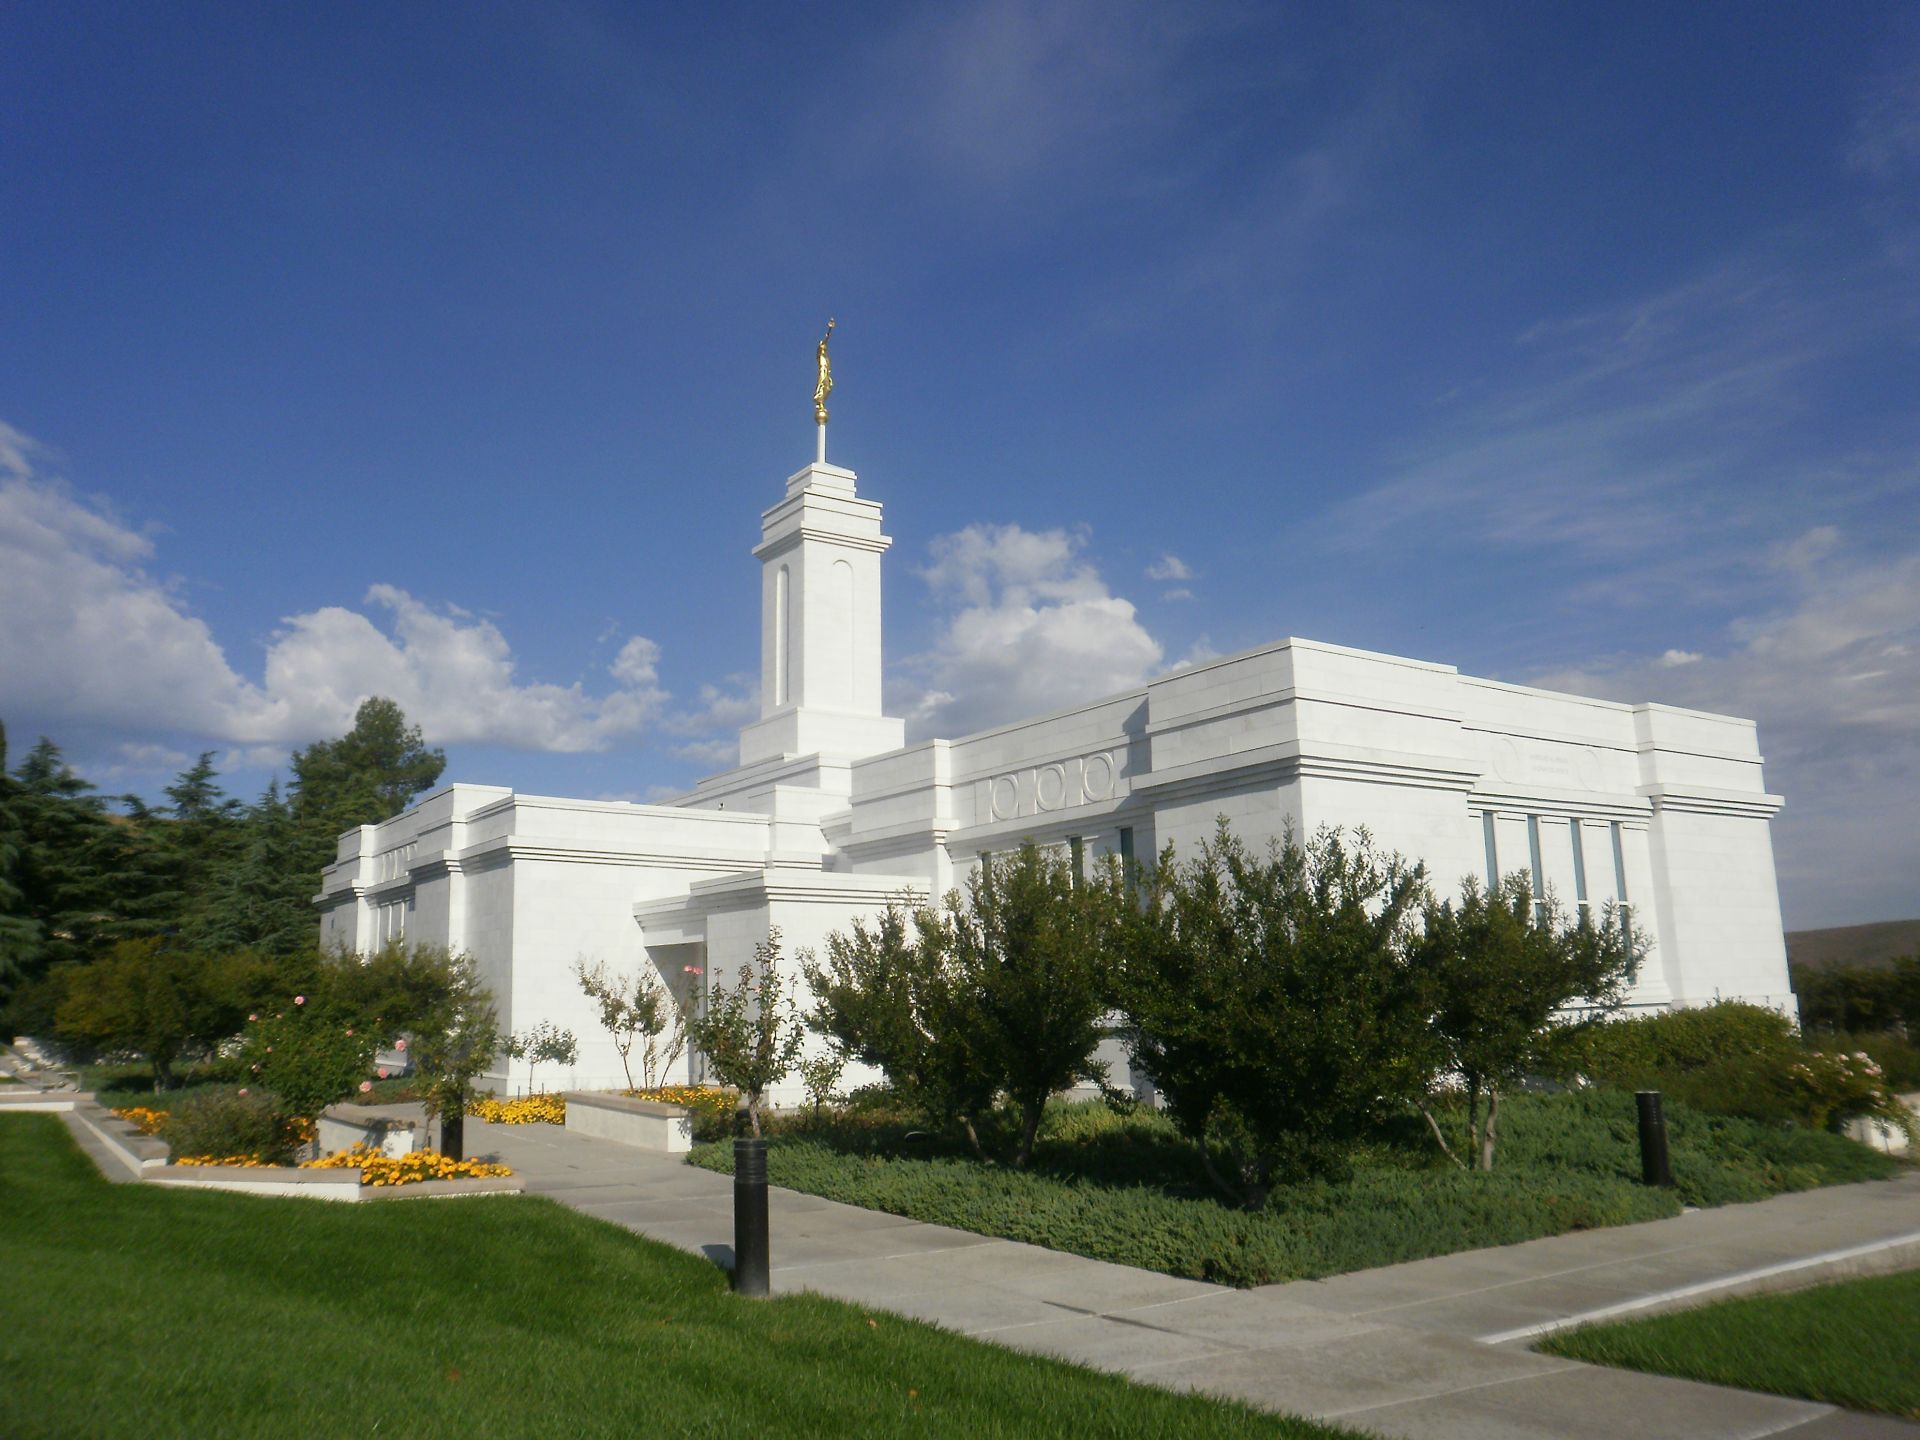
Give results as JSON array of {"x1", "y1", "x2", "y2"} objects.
[
  {"x1": 1465, "y1": 1076, "x2": 1480, "y2": 1169},
  {"x1": 959, "y1": 1113, "x2": 986, "y2": 1162},
  {"x1": 745, "y1": 1092, "x2": 763, "y2": 1138},
  {"x1": 1479, "y1": 1086, "x2": 1500, "y2": 1171},
  {"x1": 1416, "y1": 1103, "x2": 1467, "y2": 1169},
  {"x1": 1198, "y1": 1145, "x2": 1254, "y2": 1210},
  {"x1": 1014, "y1": 1098, "x2": 1044, "y2": 1168}
]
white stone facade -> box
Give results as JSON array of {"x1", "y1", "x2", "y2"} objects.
[{"x1": 318, "y1": 454, "x2": 1793, "y2": 1099}]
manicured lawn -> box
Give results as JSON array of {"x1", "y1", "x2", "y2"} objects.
[
  {"x1": 688, "y1": 1090, "x2": 1902, "y2": 1287},
  {"x1": 1542, "y1": 1270, "x2": 1920, "y2": 1419},
  {"x1": 0, "y1": 1116, "x2": 1346, "y2": 1440}
]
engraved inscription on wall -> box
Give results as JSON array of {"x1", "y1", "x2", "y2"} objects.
[{"x1": 978, "y1": 750, "x2": 1120, "y2": 822}]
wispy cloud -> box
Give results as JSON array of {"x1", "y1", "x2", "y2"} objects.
[
  {"x1": 1146, "y1": 552, "x2": 1193, "y2": 582},
  {"x1": 1530, "y1": 531, "x2": 1920, "y2": 927}
]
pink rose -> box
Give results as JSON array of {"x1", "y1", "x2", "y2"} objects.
[
  {"x1": 345, "y1": 1028, "x2": 354, "y2": 1036},
  {"x1": 238, "y1": 1087, "x2": 249, "y2": 1096},
  {"x1": 378, "y1": 1068, "x2": 390, "y2": 1080},
  {"x1": 359, "y1": 1081, "x2": 373, "y2": 1093},
  {"x1": 294, "y1": 995, "x2": 305, "y2": 1006},
  {"x1": 395, "y1": 1038, "x2": 407, "y2": 1052},
  {"x1": 248, "y1": 1013, "x2": 258, "y2": 1022}
]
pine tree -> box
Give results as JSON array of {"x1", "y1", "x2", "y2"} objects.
[
  {"x1": 0, "y1": 723, "x2": 45, "y2": 992},
  {"x1": 201, "y1": 780, "x2": 317, "y2": 957},
  {"x1": 289, "y1": 697, "x2": 445, "y2": 893},
  {"x1": 160, "y1": 752, "x2": 245, "y2": 948}
]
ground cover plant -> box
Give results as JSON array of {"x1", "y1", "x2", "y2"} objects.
[
  {"x1": 1541, "y1": 1269, "x2": 1920, "y2": 1419},
  {"x1": 688, "y1": 1090, "x2": 1900, "y2": 1287},
  {"x1": 0, "y1": 1115, "x2": 1348, "y2": 1440}
]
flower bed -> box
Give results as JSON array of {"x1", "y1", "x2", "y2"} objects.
[
  {"x1": 306, "y1": 1143, "x2": 513, "y2": 1187},
  {"x1": 468, "y1": 1093, "x2": 566, "y2": 1125},
  {"x1": 112, "y1": 1106, "x2": 169, "y2": 1136},
  {"x1": 115, "y1": 1106, "x2": 512, "y2": 1186}
]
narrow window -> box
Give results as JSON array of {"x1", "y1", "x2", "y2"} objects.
[
  {"x1": 1481, "y1": 812, "x2": 1498, "y2": 888},
  {"x1": 1068, "y1": 835, "x2": 1084, "y2": 886},
  {"x1": 1118, "y1": 826, "x2": 1137, "y2": 898},
  {"x1": 774, "y1": 564, "x2": 790, "y2": 707},
  {"x1": 1526, "y1": 815, "x2": 1547, "y2": 927},
  {"x1": 1611, "y1": 821, "x2": 1634, "y2": 957},
  {"x1": 1569, "y1": 819, "x2": 1590, "y2": 925}
]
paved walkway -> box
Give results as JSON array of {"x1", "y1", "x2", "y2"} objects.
[{"x1": 474, "y1": 1119, "x2": 1920, "y2": 1440}]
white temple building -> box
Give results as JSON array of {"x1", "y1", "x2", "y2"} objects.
[{"x1": 318, "y1": 409, "x2": 1795, "y2": 1097}]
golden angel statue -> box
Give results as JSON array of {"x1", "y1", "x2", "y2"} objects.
[{"x1": 813, "y1": 318, "x2": 835, "y2": 425}]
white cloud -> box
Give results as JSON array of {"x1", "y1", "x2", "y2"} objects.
[
  {"x1": 1656, "y1": 649, "x2": 1701, "y2": 668},
  {"x1": 671, "y1": 737, "x2": 741, "y2": 768},
  {"x1": 904, "y1": 523, "x2": 1164, "y2": 738},
  {"x1": 1530, "y1": 532, "x2": 1920, "y2": 927},
  {"x1": 661, "y1": 676, "x2": 759, "y2": 737},
  {"x1": 1161, "y1": 587, "x2": 1194, "y2": 603},
  {"x1": 1146, "y1": 552, "x2": 1193, "y2": 582},
  {"x1": 0, "y1": 427, "x2": 669, "y2": 757}
]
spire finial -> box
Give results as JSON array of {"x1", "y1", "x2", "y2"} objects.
[{"x1": 813, "y1": 319, "x2": 835, "y2": 465}]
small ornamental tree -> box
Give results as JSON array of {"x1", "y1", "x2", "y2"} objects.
[
  {"x1": 805, "y1": 902, "x2": 1000, "y2": 1154},
  {"x1": 685, "y1": 930, "x2": 805, "y2": 1137},
  {"x1": 1409, "y1": 874, "x2": 1639, "y2": 1171},
  {"x1": 506, "y1": 1019, "x2": 579, "y2": 1092},
  {"x1": 407, "y1": 951, "x2": 502, "y2": 1158},
  {"x1": 243, "y1": 993, "x2": 380, "y2": 1125},
  {"x1": 1115, "y1": 823, "x2": 1435, "y2": 1209},
  {"x1": 810, "y1": 846, "x2": 1135, "y2": 1166},
  {"x1": 949, "y1": 844, "x2": 1129, "y2": 1166},
  {"x1": 574, "y1": 958, "x2": 684, "y2": 1091}
]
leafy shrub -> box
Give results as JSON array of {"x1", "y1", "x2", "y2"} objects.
[
  {"x1": 242, "y1": 996, "x2": 380, "y2": 1122},
  {"x1": 1116, "y1": 824, "x2": 1433, "y2": 1206},
  {"x1": 1550, "y1": 1001, "x2": 1913, "y2": 1136},
  {"x1": 161, "y1": 1089, "x2": 297, "y2": 1165},
  {"x1": 1827, "y1": 1030, "x2": 1920, "y2": 1090}
]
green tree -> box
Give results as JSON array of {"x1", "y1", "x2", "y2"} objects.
[
  {"x1": 686, "y1": 931, "x2": 805, "y2": 1137},
  {"x1": 159, "y1": 753, "x2": 244, "y2": 948},
  {"x1": 951, "y1": 844, "x2": 1127, "y2": 1166},
  {"x1": 403, "y1": 950, "x2": 502, "y2": 1158},
  {"x1": 55, "y1": 939, "x2": 254, "y2": 1090},
  {"x1": 291, "y1": 697, "x2": 445, "y2": 851},
  {"x1": 0, "y1": 722, "x2": 44, "y2": 993},
  {"x1": 200, "y1": 781, "x2": 317, "y2": 957},
  {"x1": 1409, "y1": 874, "x2": 1639, "y2": 1170},
  {"x1": 808, "y1": 846, "x2": 1135, "y2": 1166},
  {"x1": 1115, "y1": 823, "x2": 1434, "y2": 1209},
  {"x1": 805, "y1": 902, "x2": 1000, "y2": 1153}
]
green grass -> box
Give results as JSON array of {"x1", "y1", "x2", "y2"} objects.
[
  {"x1": 689, "y1": 1091, "x2": 1902, "y2": 1287},
  {"x1": 1542, "y1": 1270, "x2": 1920, "y2": 1418},
  {"x1": 0, "y1": 1116, "x2": 1348, "y2": 1440}
]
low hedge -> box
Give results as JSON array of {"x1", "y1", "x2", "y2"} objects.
[{"x1": 688, "y1": 1090, "x2": 1898, "y2": 1287}]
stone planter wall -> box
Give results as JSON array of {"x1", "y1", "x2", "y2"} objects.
[{"x1": 563, "y1": 1091, "x2": 693, "y2": 1153}]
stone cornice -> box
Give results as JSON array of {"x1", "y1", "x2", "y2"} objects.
[{"x1": 1638, "y1": 784, "x2": 1784, "y2": 819}]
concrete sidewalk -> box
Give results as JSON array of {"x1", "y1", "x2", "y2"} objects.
[{"x1": 474, "y1": 1119, "x2": 1920, "y2": 1440}]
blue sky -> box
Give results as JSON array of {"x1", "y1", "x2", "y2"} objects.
[{"x1": 3, "y1": 2, "x2": 1916, "y2": 928}]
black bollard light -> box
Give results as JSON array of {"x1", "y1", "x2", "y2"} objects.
[
  {"x1": 441, "y1": 1107, "x2": 465, "y2": 1161},
  {"x1": 1635, "y1": 1090, "x2": 1674, "y2": 1188},
  {"x1": 733, "y1": 1135, "x2": 771, "y2": 1297}
]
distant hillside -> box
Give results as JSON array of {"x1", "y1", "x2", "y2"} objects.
[{"x1": 1786, "y1": 918, "x2": 1920, "y2": 972}]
